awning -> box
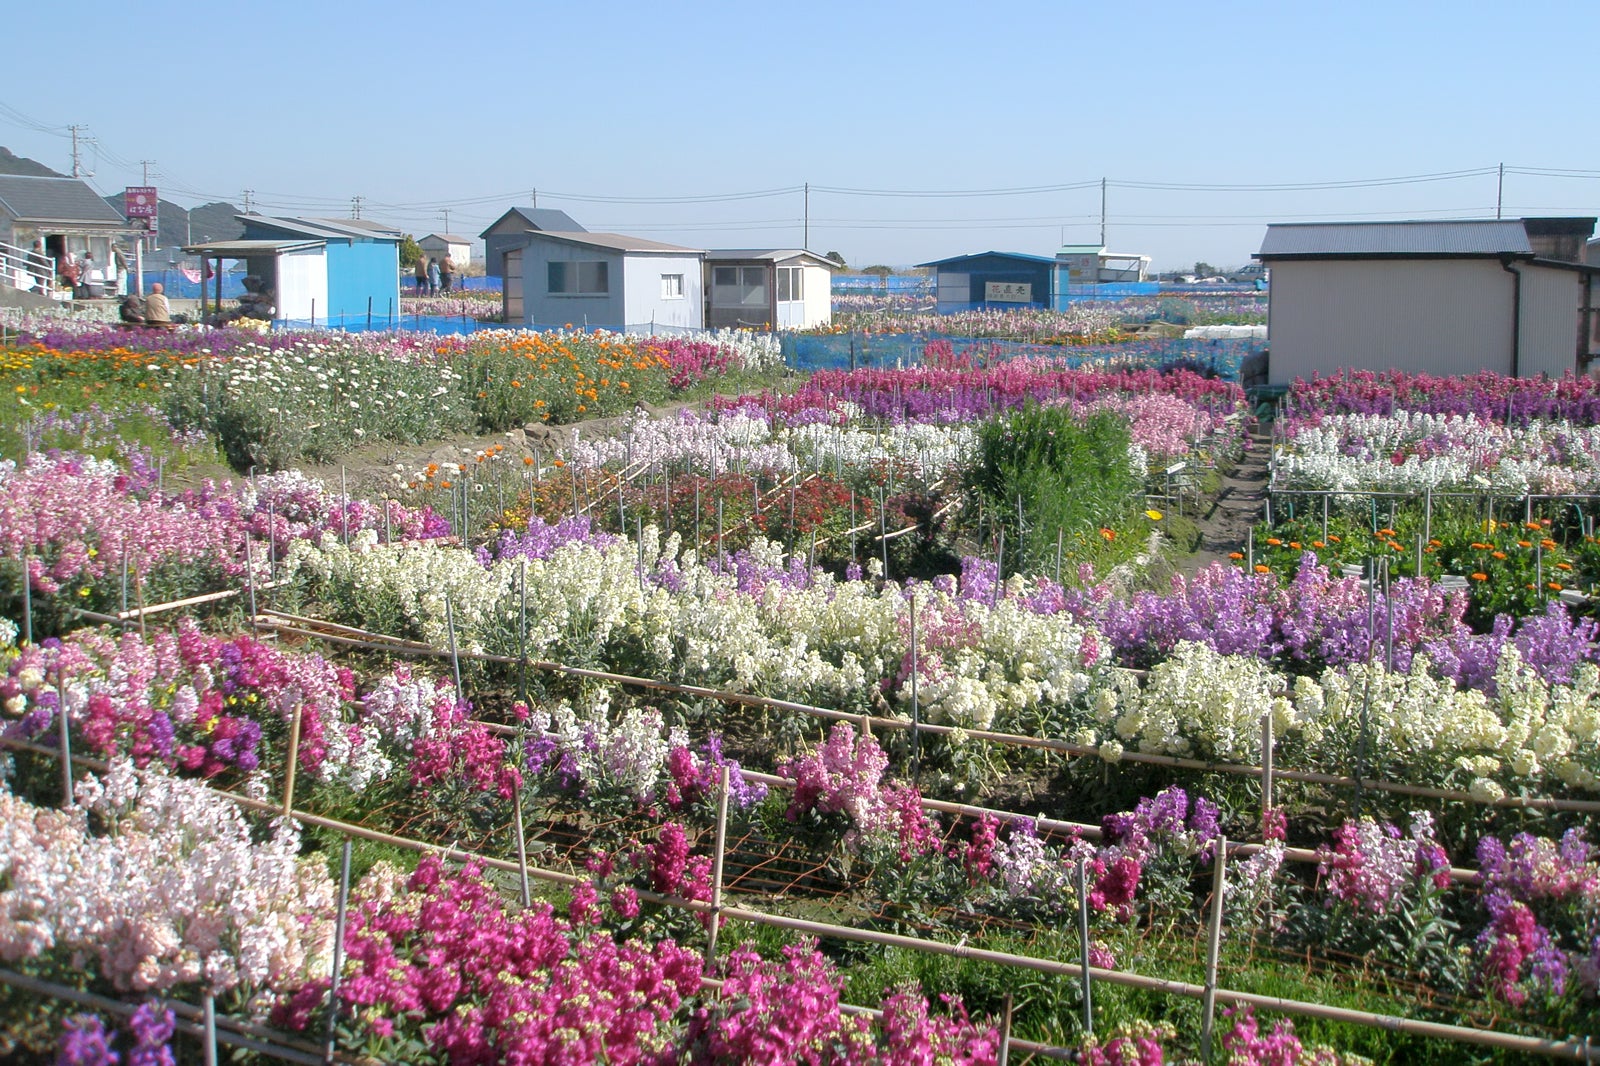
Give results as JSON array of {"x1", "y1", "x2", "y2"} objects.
[{"x1": 182, "y1": 239, "x2": 324, "y2": 256}]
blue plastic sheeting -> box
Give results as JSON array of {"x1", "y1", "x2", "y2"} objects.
[
  {"x1": 403, "y1": 275, "x2": 503, "y2": 294},
  {"x1": 781, "y1": 333, "x2": 1260, "y2": 378},
  {"x1": 831, "y1": 274, "x2": 935, "y2": 295},
  {"x1": 274, "y1": 314, "x2": 493, "y2": 335},
  {"x1": 136, "y1": 266, "x2": 246, "y2": 300},
  {"x1": 1057, "y1": 283, "x2": 1159, "y2": 303}
]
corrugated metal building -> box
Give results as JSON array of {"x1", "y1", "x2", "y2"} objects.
[
  {"x1": 480, "y1": 207, "x2": 586, "y2": 286},
  {"x1": 702, "y1": 250, "x2": 837, "y2": 329},
  {"x1": 186, "y1": 215, "x2": 401, "y2": 324},
  {"x1": 918, "y1": 251, "x2": 1057, "y2": 313},
  {"x1": 509, "y1": 231, "x2": 704, "y2": 332},
  {"x1": 1256, "y1": 218, "x2": 1600, "y2": 384}
]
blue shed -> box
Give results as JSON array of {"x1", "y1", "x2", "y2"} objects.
[
  {"x1": 916, "y1": 252, "x2": 1058, "y2": 314},
  {"x1": 237, "y1": 215, "x2": 402, "y2": 325}
]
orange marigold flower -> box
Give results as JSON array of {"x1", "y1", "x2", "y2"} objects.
[
  {"x1": 1517, "y1": 540, "x2": 1532, "y2": 549},
  {"x1": 1312, "y1": 541, "x2": 1326, "y2": 549},
  {"x1": 1289, "y1": 542, "x2": 1302, "y2": 550},
  {"x1": 1266, "y1": 538, "x2": 1282, "y2": 547},
  {"x1": 1471, "y1": 572, "x2": 1488, "y2": 581},
  {"x1": 1548, "y1": 581, "x2": 1564, "y2": 591},
  {"x1": 1492, "y1": 551, "x2": 1507, "y2": 559},
  {"x1": 1254, "y1": 564, "x2": 1271, "y2": 573},
  {"x1": 1229, "y1": 552, "x2": 1244, "y2": 560}
]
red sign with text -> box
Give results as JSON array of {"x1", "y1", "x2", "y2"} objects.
[{"x1": 124, "y1": 186, "x2": 158, "y2": 218}]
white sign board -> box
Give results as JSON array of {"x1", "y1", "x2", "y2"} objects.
[{"x1": 984, "y1": 281, "x2": 1032, "y2": 303}]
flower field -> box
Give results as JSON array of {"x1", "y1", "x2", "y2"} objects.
[{"x1": 2, "y1": 319, "x2": 1599, "y2": 1064}]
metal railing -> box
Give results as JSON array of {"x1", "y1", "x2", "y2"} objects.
[{"x1": 0, "y1": 239, "x2": 58, "y2": 299}]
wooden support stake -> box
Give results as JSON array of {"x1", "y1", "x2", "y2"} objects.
[
  {"x1": 57, "y1": 673, "x2": 73, "y2": 806},
  {"x1": 21, "y1": 553, "x2": 32, "y2": 646},
  {"x1": 1261, "y1": 713, "x2": 1275, "y2": 830},
  {"x1": 997, "y1": 994, "x2": 1014, "y2": 1066},
  {"x1": 445, "y1": 593, "x2": 463, "y2": 705},
  {"x1": 1200, "y1": 835, "x2": 1228, "y2": 1061},
  {"x1": 202, "y1": 993, "x2": 218, "y2": 1066},
  {"x1": 282, "y1": 702, "x2": 304, "y2": 817}
]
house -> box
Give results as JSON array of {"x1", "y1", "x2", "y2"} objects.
[
  {"x1": 1255, "y1": 218, "x2": 1600, "y2": 385},
  {"x1": 702, "y1": 250, "x2": 838, "y2": 329},
  {"x1": 480, "y1": 207, "x2": 587, "y2": 282},
  {"x1": 0, "y1": 174, "x2": 139, "y2": 295},
  {"x1": 507, "y1": 231, "x2": 704, "y2": 331},
  {"x1": 418, "y1": 233, "x2": 473, "y2": 270},
  {"x1": 184, "y1": 215, "x2": 401, "y2": 325},
  {"x1": 918, "y1": 251, "x2": 1058, "y2": 313}
]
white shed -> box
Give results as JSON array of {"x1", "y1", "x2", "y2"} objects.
[
  {"x1": 1257, "y1": 219, "x2": 1600, "y2": 385},
  {"x1": 510, "y1": 231, "x2": 704, "y2": 332},
  {"x1": 418, "y1": 233, "x2": 472, "y2": 270},
  {"x1": 703, "y1": 250, "x2": 838, "y2": 329}
]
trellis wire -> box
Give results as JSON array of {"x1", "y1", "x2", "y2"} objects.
[{"x1": 248, "y1": 609, "x2": 1600, "y2": 815}]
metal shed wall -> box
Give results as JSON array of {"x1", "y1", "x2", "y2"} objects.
[
  {"x1": 930, "y1": 254, "x2": 1054, "y2": 313},
  {"x1": 1266, "y1": 258, "x2": 1516, "y2": 384},
  {"x1": 520, "y1": 241, "x2": 624, "y2": 329},
  {"x1": 1516, "y1": 264, "x2": 1582, "y2": 378},
  {"x1": 622, "y1": 254, "x2": 703, "y2": 330}
]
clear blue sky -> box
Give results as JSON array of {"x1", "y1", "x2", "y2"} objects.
[{"x1": 5, "y1": 0, "x2": 1597, "y2": 271}]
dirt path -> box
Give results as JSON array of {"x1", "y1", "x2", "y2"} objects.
[{"x1": 1180, "y1": 428, "x2": 1271, "y2": 575}]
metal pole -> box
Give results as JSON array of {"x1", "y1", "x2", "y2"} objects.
[
  {"x1": 202, "y1": 994, "x2": 218, "y2": 1066},
  {"x1": 20, "y1": 553, "x2": 31, "y2": 646},
  {"x1": 996, "y1": 995, "x2": 1014, "y2": 1066},
  {"x1": 1055, "y1": 527, "x2": 1063, "y2": 585},
  {"x1": 705, "y1": 765, "x2": 732, "y2": 965},
  {"x1": 513, "y1": 788, "x2": 531, "y2": 909},
  {"x1": 909, "y1": 594, "x2": 920, "y2": 777},
  {"x1": 445, "y1": 593, "x2": 463, "y2": 705},
  {"x1": 1261, "y1": 713, "x2": 1275, "y2": 830},
  {"x1": 1200, "y1": 835, "x2": 1228, "y2": 1061},
  {"x1": 324, "y1": 840, "x2": 351, "y2": 1065},
  {"x1": 57, "y1": 673, "x2": 73, "y2": 806},
  {"x1": 1076, "y1": 857, "x2": 1093, "y2": 1036},
  {"x1": 518, "y1": 558, "x2": 528, "y2": 706}
]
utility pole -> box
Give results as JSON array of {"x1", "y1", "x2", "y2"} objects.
[
  {"x1": 350, "y1": 195, "x2": 364, "y2": 220},
  {"x1": 531, "y1": 188, "x2": 537, "y2": 208},
  {"x1": 1100, "y1": 177, "x2": 1107, "y2": 248},
  {"x1": 140, "y1": 160, "x2": 156, "y2": 185},
  {"x1": 1496, "y1": 162, "x2": 1504, "y2": 220},
  {"x1": 438, "y1": 209, "x2": 451, "y2": 234},
  {"x1": 69, "y1": 125, "x2": 86, "y2": 178},
  {"x1": 803, "y1": 182, "x2": 810, "y2": 250},
  {"x1": 242, "y1": 189, "x2": 254, "y2": 214}
]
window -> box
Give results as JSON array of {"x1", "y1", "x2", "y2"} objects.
[
  {"x1": 661, "y1": 273, "x2": 684, "y2": 299},
  {"x1": 548, "y1": 260, "x2": 608, "y2": 295},
  {"x1": 777, "y1": 266, "x2": 804, "y2": 302},
  {"x1": 713, "y1": 265, "x2": 768, "y2": 307}
]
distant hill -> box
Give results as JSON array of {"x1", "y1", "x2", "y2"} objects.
[{"x1": 0, "y1": 146, "x2": 63, "y2": 177}]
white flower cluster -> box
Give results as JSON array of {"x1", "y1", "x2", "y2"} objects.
[
  {"x1": 1108, "y1": 641, "x2": 1287, "y2": 761},
  {"x1": 0, "y1": 760, "x2": 335, "y2": 1003},
  {"x1": 790, "y1": 420, "x2": 976, "y2": 484},
  {"x1": 566, "y1": 408, "x2": 794, "y2": 476},
  {"x1": 525, "y1": 693, "x2": 687, "y2": 801},
  {"x1": 1281, "y1": 411, "x2": 1600, "y2": 495}
]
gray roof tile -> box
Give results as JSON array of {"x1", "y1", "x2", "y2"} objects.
[{"x1": 0, "y1": 175, "x2": 129, "y2": 225}]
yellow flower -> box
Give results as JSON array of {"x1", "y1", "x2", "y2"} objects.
[{"x1": 1145, "y1": 509, "x2": 1163, "y2": 521}]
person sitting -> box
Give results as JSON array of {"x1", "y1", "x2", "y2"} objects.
[
  {"x1": 145, "y1": 283, "x2": 173, "y2": 328},
  {"x1": 118, "y1": 293, "x2": 147, "y2": 328}
]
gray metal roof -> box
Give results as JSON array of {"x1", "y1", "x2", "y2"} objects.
[
  {"x1": 1258, "y1": 220, "x2": 1534, "y2": 258},
  {"x1": 480, "y1": 207, "x2": 587, "y2": 238},
  {"x1": 183, "y1": 239, "x2": 326, "y2": 256},
  {"x1": 531, "y1": 231, "x2": 704, "y2": 254},
  {"x1": 421, "y1": 233, "x2": 473, "y2": 244},
  {"x1": 240, "y1": 215, "x2": 400, "y2": 242},
  {"x1": 704, "y1": 249, "x2": 840, "y2": 268},
  {"x1": 0, "y1": 174, "x2": 129, "y2": 225}
]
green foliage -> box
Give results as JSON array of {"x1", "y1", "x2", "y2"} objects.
[
  {"x1": 963, "y1": 404, "x2": 1142, "y2": 577},
  {"x1": 399, "y1": 234, "x2": 423, "y2": 269}
]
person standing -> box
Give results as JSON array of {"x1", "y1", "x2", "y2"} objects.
[
  {"x1": 440, "y1": 254, "x2": 455, "y2": 294},
  {"x1": 145, "y1": 282, "x2": 172, "y2": 328},
  {"x1": 414, "y1": 253, "x2": 428, "y2": 295},
  {"x1": 427, "y1": 256, "x2": 441, "y2": 296}
]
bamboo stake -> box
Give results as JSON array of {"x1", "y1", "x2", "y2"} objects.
[
  {"x1": 997, "y1": 994, "x2": 1014, "y2": 1066},
  {"x1": 21, "y1": 552, "x2": 32, "y2": 646},
  {"x1": 1261, "y1": 713, "x2": 1275, "y2": 829},
  {"x1": 57, "y1": 672, "x2": 73, "y2": 806},
  {"x1": 203, "y1": 994, "x2": 218, "y2": 1066},
  {"x1": 445, "y1": 592, "x2": 463, "y2": 705},
  {"x1": 282, "y1": 702, "x2": 304, "y2": 817},
  {"x1": 1200, "y1": 835, "x2": 1228, "y2": 1060}
]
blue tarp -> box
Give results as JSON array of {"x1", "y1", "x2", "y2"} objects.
[{"x1": 781, "y1": 332, "x2": 1259, "y2": 378}]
